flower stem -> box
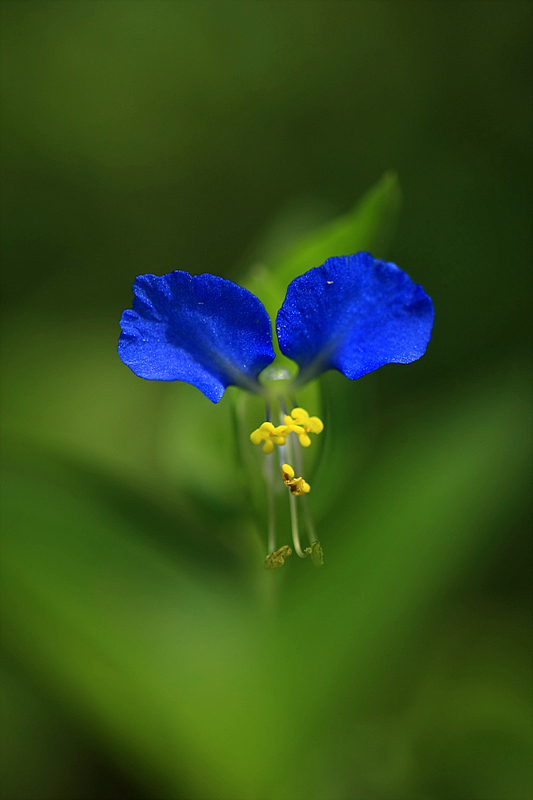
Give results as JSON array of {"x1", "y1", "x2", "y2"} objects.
[
  {"x1": 291, "y1": 438, "x2": 317, "y2": 546},
  {"x1": 265, "y1": 452, "x2": 276, "y2": 554},
  {"x1": 289, "y1": 490, "x2": 306, "y2": 558},
  {"x1": 283, "y1": 424, "x2": 308, "y2": 558}
]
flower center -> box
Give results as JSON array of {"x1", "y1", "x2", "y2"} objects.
[
  {"x1": 249, "y1": 405, "x2": 324, "y2": 452},
  {"x1": 249, "y1": 404, "x2": 324, "y2": 569}
]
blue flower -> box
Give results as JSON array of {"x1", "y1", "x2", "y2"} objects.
[
  {"x1": 118, "y1": 252, "x2": 434, "y2": 402},
  {"x1": 119, "y1": 252, "x2": 434, "y2": 567}
]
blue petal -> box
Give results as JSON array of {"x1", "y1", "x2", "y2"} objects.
[
  {"x1": 276, "y1": 253, "x2": 434, "y2": 382},
  {"x1": 118, "y1": 271, "x2": 275, "y2": 403}
]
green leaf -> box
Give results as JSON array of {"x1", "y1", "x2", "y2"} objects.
[
  {"x1": 267, "y1": 367, "x2": 532, "y2": 797},
  {"x1": 243, "y1": 171, "x2": 401, "y2": 320},
  {"x1": 0, "y1": 457, "x2": 275, "y2": 800},
  {"x1": 2, "y1": 368, "x2": 530, "y2": 800}
]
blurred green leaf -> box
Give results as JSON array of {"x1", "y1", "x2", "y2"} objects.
[
  {"x1": 243, "y1": 171, "x2": 401, "y2": 320},
  {"x1": 289, "y1": 370, "x2": 530, "y2": 674},
  {"x1": 268, "y1": 367, "x2": 531, "y2": 798},
  {"x1": 2, "y1": 366, "x2": 530, "y2": 800},
  {"x1": 0, "y1": 460, "x2": 274, "y2": 800}
]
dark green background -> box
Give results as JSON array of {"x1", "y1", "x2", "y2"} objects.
[{"x1": 1, "y1": 2, "x2": 531, "y2": 799}]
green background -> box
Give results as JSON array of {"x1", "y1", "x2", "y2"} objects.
[{"x1": 1, "y1": 2, "x2": 531, "y2": 799}]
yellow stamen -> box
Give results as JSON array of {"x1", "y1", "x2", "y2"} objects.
[
  {"x1": 264, "y1": 544, "x2": 293, "y2": 570},
  {"x1": 281, "y1": 463, "x2": 310, "y2": 495},
  {"x1": 250, "y1": 421, "x2": 287, "y2": 451},
  {"x1": 283, "y1": 407, "x2": 324, "y2": 447},
  {"x1": 251, "y1": 406, "x2": 323, "y2": 452},
  {"x1": 304, "y1": 541, "x2": 324, "y2": 566}
]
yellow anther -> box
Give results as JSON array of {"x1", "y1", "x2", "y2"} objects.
[
  {"x1": 250, "y1": 429, "x2": 263, "y2": 445},
  {"x1": 264, "y1": 545, "x2": 292, "y2": 570},
  {"x1": 290, "y1": 407, "x2": 324, "y2": 433},
  {"x1": 250, "y1": 421, "x2": 288, "y2": 452},
  {"x1": 250, "y1": 407, "x2": 323, "y2": 454},
  {"x1": 304, "y1": 541, "x2": 324, "y2": 566},
  {"x1": 282, "y1": 463, "x2": 295, "y2": 479},
  {"x1": 283, "y1": 407, "x2": 324, "y2": 447},
  {"x1": 281, "y1": 463, "x2": 310, "y2": 496}
]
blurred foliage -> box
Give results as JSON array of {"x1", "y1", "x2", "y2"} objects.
[
  {"x1": 243, "y1": 171, "x2": 401, "y2": 319},
  {"x1": 1, "y1": 2, "x2": 531, "y2": 800}
]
